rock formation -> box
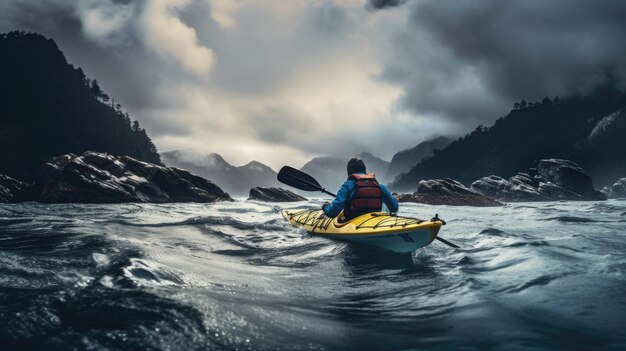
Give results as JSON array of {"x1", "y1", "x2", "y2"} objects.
[
  {"x1": 20, "y1": 151, "x2": 232, "y2": 203},
  {"x1": 248, "y1": 187, "x2": 307, "y2": 202},
  {"x1": 0, "y1": 174, "x2": 26, "y2": 202},
  {"x1": 396, "y1": 178, "x2": 504, "y2": 207},
  {"x1": 471, "y1": 159, "x2": 606, "y2": 202},
  {"x1": 602, "y1": 178, "x2": 626, "y2": 198}
]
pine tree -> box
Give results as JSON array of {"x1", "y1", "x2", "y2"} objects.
[
  {"x1": 520, "y1": 100, "x2": 528, "y2": 109},
  {"x1": 90, "y1": 79, "x2": 102, "y2": 97}
]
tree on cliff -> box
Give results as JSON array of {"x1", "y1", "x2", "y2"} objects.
[{"x1": 0, "y1": 31, "x2": 161, "y2": 181}]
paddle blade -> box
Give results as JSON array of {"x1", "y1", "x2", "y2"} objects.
[{"x1": 277, "y1": 166, "x2": 323, "y2": 192}]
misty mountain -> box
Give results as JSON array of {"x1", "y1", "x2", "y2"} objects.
[
  {"x1": 0, "y1": 31, "x2": 160, "y2": 181},
  {"x1": 385, "y1": 136, "x2": 453, "y2": 182},
  {"x1": 391, "y1": 87, "x2": 626, "y2": 191},
  {"x1": 299, "y1": 152, "x2": 390, "y2": 193},
  {"x1": 160, "y1": 150, "x2": 280, "y2": 196}
]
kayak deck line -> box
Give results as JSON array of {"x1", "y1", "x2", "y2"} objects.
[
  {"x1": 283, "y1": 209, "x2": 435, "y2": 232},
  {"x1": 351, "y1": 213, "x2": 426, "y2": 229}
]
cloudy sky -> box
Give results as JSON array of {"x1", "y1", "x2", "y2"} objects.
[{"x1": 2, "y1": 0, "x2": 626, "y2": 169}]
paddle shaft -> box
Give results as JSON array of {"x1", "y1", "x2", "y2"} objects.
[
  {"x1": 303, "y1": 180, "x2": 336, "y2": 197},
  {"x1": 433, "y1": 235, "x2": 460, "y2": 248},
  {"x1": 293, "y1": 176, "x2": 337, "y2": 197}
]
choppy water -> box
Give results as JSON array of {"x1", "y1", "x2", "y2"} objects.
[{"x1": 0, "y1": 199, "x2": 625, "y2": 350}]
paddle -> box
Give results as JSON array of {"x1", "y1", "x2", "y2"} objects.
[
  {"x1": 277, "y1": 166, "x2": 462, "y2": 249},
  {"x1": 277, "y1": 166, "x2": 337, "y2": 197}
]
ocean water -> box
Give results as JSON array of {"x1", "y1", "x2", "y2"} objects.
[{"x1": 0, "y1": 199, "x2": 625, "y2": 350}]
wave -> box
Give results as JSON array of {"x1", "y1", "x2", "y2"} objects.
[
  {"x1": 505, "y1": 240, "x2": 550, "y2": 248},
  {"x1": 587, "y1": 203, "x2": 626, "y2": 213},
  {"x1": 0, "y1": 218, "x2": 34, "y2": 226},
  {"x1": 497, "y1": 273, "x2": 566, "y2": 294},
  {"x1": 103, "y1": 215, "x2": 288, "y2": 232},
  {"x1": 545, "y1": 216, "x2": 599, "y2": 223},
  {"x1": 478, "y1": 228, "x2": 507, "y2": 236}
]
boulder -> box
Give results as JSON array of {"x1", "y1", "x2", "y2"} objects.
[
  {"x1": 396, "y1": 178, "x2": 504, "y2": 207},
  {"x1": 538, "y1": 159, "x2": 605, "y2": 199},
  {"x1": 248, "y1": 187, "x2": 307, "y2": 202},
  {"x1": 470, "y1": 174, "x2": 546, "y2": 202},
  {"x1": 602, "y1": 178, "x2": 626, "y2": 198},
  {"x1": 0, "y1": 174, "x2": 26, "y2": 202},
  {"x1": 20, "y1": 151, "x2": 232, "y2": 203},
  {"x1": 471, "y1": 159, "x2": 606, "y2": 202}
]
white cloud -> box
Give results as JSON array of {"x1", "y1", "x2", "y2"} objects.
[
  {"x1": 207, "y1": 0, "x2": 243, "y2": 29},
  {"x1": 76, "y1": 0, "x2": 135, "y2": 45},
  {"x1": 140, "y1": 0, "x2": 214, "y2": 75}
]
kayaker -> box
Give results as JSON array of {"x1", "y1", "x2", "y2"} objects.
[{"x1": 322, "y1": 158, "x2": 399, "y2": 221}]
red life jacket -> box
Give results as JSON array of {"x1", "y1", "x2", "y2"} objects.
[{"x1": 344, "y1": 173, "x2": 383, "y2": 220}]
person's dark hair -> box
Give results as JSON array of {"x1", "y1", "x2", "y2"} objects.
[{"x1": 347, "y1": 157, "x2": 366, "y2": 175}]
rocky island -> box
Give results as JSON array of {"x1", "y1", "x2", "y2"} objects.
[
  {"x1": 397, "y1": 159, "x2": 607, "y2": 206},
  {"x1": 248, "y1": 187, "x2": 307, "y2": 202},
  {"x1": 0, "y1": 175, "x2": 25, "y2": 202},
  {"x1": 396, "y1": 178, "x2": 504, "y2": 207},
  {"x1": 471, "y1": 159, "x2": 606, "y2": 202},
  {"x1": 13, "y1": 152, "x2": 231, "y2": 203},
  {"x1": 602, "y1": 178, "x2": 626, "y2": 199}
]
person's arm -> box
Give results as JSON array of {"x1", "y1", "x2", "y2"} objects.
[
  {"x1": 380, "y1": 184, "x2": 399, "y2": 213},
  {"x1": 322, "y1": 181, "x2": 353, "y2": 218}
]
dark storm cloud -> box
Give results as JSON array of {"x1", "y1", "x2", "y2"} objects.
[
  {"x1": 368, "y1": 0, "x2": 408, "y2": 10},
  {"x1": 4, "y1": 0, "x2": 626, "y2": 166},
  {"x1": 309, "y1": 1, "x2": 349, "y2": 35},
  {"x1": 379, "y1": 0, "x2": 626, "y2": 126}
]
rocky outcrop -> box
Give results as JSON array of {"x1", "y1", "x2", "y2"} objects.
[
  {"x1": 538, "y1": 159, "x2": 605, "y2": 199},
  {"x1": 20, "y1": 151, "x2": 232, "y2": 203},
  {"x1": 396, "y1": 178, "x2": 504, "y2": 207},
  {"x1": 0, "y1": 174, "x2": 26, "y2": 202},
  {"x1": 248, "y1": 187, "x2": 306, "y2": 202},
  {"x1": 602, "y1": 178, "x2": 626, "y2": 198},
  {"x1": 471, "y1": 159, "x2": 606, "y2": 202},
  {"x1": 470, "y1": 174, "x2": 545, "y2": 202}
]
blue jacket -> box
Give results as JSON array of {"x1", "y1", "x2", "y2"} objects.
[{"x1": 322, "y1": 173, "x2": 399, "y2": 218}]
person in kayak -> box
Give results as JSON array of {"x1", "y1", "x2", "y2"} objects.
[{"x1": 322, "y1": 157, "x2": 399, "y2": 221}]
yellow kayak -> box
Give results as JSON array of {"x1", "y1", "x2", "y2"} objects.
[{"x1": 281, "y1": 209, "x2": 442, "y2": 253}]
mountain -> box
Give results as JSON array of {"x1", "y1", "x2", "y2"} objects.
[
  {"x1": 385, "y1": 136, "x2": 453, "y2": 182},
  {"x1": 237, "y1": 161, "x2": 280, "y2": 192},
  {"x1": 359, "y1": 152, "x2": 391, "y2": 182},
  {"x1": 160, "y1": 150, "x2": 280, "y2": 196},
  {"x1": 299, "y1": 156, "x2": 345, "y2": 194},
  {"x1": 0, "y1": 31, "x2": 160, "y2": 181},
  {"x1": 299, "y1": 152, "x2": 390, "y2": 193},
  {"x1": 391, "y1": 88, "x2": 626, "y2": 191}
]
